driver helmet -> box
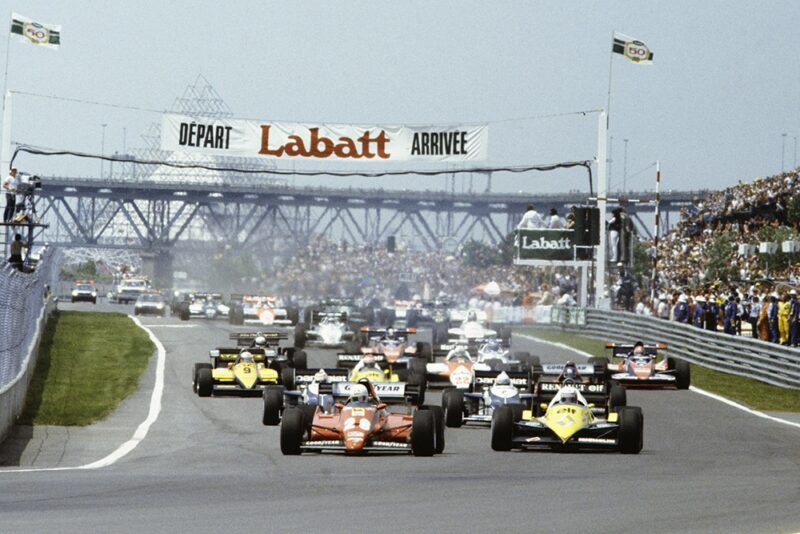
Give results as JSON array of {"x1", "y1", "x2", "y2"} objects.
[
  {"x1": 254, "y1": 334, "x2": 267, "y2": 348},
  {"x1": 451, "y1": 347, "x2": 470, "y2": 360},
  {"x1": 385, "y1": 328, "x2": 396, "y2": 340},
  {"x1": 467, "y1": 310, "x2": 478, "y2": 321},
  {"x1": 495, "y1": 371, "x2": 511, "y2": 386},
  {"x1": 486, "y1": 339, "x2": 501, "y2": 352},
  {"x1": 313, "y1": 369, "x2": 329, "y2": 383},
  {"x1": 560, "y1": 386, "x2": 578, "y2": 404},
  {"x1": 362, "y1": 354, "x2": 377, "y2": 368},
  {"x1": 562, "y1": 361, "x2": 578, "y2": 380},
  {"x1": 239, "y1": 350, "x2": 254, "y2": 363},
  {"x1": 348, "y1": 384, "x2": 370, "y2": 404},
  {"x1": 633, "y1": 341, "x2": 645, "y2": 355}
]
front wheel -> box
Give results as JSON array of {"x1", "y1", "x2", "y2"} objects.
[
  {"x1": 668, "y1": 358, "x2": 691, "y2": 389},
  {"x1": 491, "y1": 405, "x2": 514, "y2": 451},
  {"x1": 443, "y1": 389, "x2": 464, "y2": 428},
  {"x1": 617, "y1": 406, "x2": 643, "y2": 454},
  {"x1": 609, "y1": 381, "x2": 627, "y2": 409},
  {"x1": 427, "y1": 406, "x2": 445, "y2": 454},
  {"x1": 196, "y1": 368, "x2": 213, "y2": 397},
  {"x1": 292, "y1": 350, "x2": 307, "y2": 370}
]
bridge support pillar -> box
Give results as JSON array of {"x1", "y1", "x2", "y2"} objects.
[{"x1": 141, "y1": 250, "x2": 173, "y2": 290}]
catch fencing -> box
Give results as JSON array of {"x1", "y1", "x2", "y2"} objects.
[
  {"x1": 541, "y1": 307, "x2": 800, "y2": 390},
  {"x1": 0, "y1": 247, "x2": 60, "y2": 443}
]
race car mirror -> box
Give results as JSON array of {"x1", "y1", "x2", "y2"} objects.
[
  {"x1": 334, "y1": 402, "x2": 344, "y2": 410},
  {"x1": 540, "y1": 403, "x2": 548, "y2": 410},
  {"x1": 376, "y1": 403, "x2": 387, "y2": 410},
  {"x1": 587, "y1": 403, "x2": 595, "y2": 409}
]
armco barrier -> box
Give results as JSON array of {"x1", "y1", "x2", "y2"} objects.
[
  {"x1": 0, "y1": 248, "x2": 59, "y2": 443},
  {"x1": 544, "y1": 307, "x2": 800, "y2": 389}
]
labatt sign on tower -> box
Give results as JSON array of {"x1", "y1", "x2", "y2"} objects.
[{"x1": 160, "y1": 114, "x2": 488, "y2": 162}]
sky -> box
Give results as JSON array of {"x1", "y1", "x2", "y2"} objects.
[{"x1": 1, "y1": 0, "x2": 799, "y2": 196}]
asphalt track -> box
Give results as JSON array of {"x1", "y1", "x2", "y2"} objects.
[{"x1": 0, "y1": 303, "x2": 798, "y2": 533}]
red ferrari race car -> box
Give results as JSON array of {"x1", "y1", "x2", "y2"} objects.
[{"x1": 279, "y1": 380, "x2": 443, "y2": 456}]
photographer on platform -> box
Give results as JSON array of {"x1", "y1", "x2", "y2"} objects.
[{"x1": 3, "y1": 167, "x2": 18, "y2": 223}]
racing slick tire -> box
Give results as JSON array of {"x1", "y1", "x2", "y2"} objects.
[
  {"x1": 344, "y1": 340, "x2": 361, "y2": 354},
  {"x1": 417, "y1": 342, "x2": 433, "y2": 362},
  {"x1": 301, "y1": 404, "x2": 317, "y2": 433},
  {"x1": 179, "y1": 308, "x2": 190, "y2": 322},
  {"x1": 411, "y1": 409, "x2": 436, "y2": 457},
  {"x1": 500, "y1": 326, "x2": 512, "y2": 346},
  {"x1": 588, "y1": 357, "x2": 609, "y2": 380},
  {"x1": 668, "y1": 357, "x2": 691, "y2": 389},
  {"x1": 427, "y1": 406, "x2": 446, "y2": 454},
  {"x1": 443, "y1": 389, "x2": 464, "y2": 428},
  {"x1": 294, "y1": 325, "x2": 307, "y2": 349},
  {"x1": 292, "y1": 349, "x2": 308, "y2": 370},
  {"x1": 280, "y1": 408, "x2": 306, "y2": 455},
  {"x1": 608, "y1": 380, "x2": 627, "y2": 409},
  {"x1": 281, "y1": 367, "x2": 296, "y2": 390},
  {"x1": 617, "y1": 406, "x2": 643, "y2": 454},
  {"x1": 196, "y1": 368, "x2": 213, "y2": 397},
  {"x1": 193, "y1": 363, "x2": 212, "y2": 393},
  {"x1": 491, "y1": 405, "x2": 514, "y2": 451},
  {"x1": 262, "y1": 386, "x2": 285, "y2": 426},
  {"x1": 511, "y1": 403, "x2": 525, "y2": 422}
]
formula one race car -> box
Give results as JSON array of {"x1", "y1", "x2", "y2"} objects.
[
  {"x1": 337, "y1": 327, "x2": 430, "y2": 378},
  {"x1": 426, "y1": 345, "x2": 522, "y2": 391},
  {"x1": 432, "y1": 310, "x2": 512, "y2": 359},
  {"x1": 442, "y1": 370, "x2": 533, "y2": 427},
  {"x1": 192, "y1": 332, "x2": 304, "y2": 396},
  {"x1": 475, "y1": 339, "x2": 539, "y2": 373},
  {"x1": 279, "y1": 379, "x2": 443, "y2": 456},
  {"x1": 532, "y1": 360, "x2": 626, "y2": 414},
  {"x1": 228, "y1": 294, "x2": 296, "y2": 326},
  {"x1": 262, "y1": 368, "x2": 350, "y2": 425},
  {"x1": 491, "y1": 379, "x2": 643, "y2": 453},
  {"x1": 294, "y1": 311, "x2": 357, "y2": 349},
  {"x1": 177, "y1": 292, "x2": 229, "y2": 321},
  {"x1": 604, "y1": 342, "x2": 691, "y2": 389}
]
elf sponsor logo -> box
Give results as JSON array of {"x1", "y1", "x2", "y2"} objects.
[{"x1": 540, "y1": 382, "x2": 605, "y2": 393}]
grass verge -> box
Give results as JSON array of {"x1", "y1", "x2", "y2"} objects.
[
  {"x1": 519, "y1": 327, "x2": 800, "y2": 413},
  {"x1": 18, "y1": 310, "x2": 155, "y2": 426}
]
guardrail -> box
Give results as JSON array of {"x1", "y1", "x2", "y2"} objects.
[
  {"x1": 544, "y1": 307, "x2": 800, "y2": 389},
  {"x1": 0, "y1": 247, "x2": 60, "y2": 443}
]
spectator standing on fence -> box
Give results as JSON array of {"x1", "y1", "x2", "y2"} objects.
[
  {"x1": 778, "y1": 293, "x2": 791, "y2": 345},
  {"x1": 723, "y1": 295, "x2": 737, "y2": 335},
  {"x1": 517, "y1": 204, "x2": 545, "y2": 229},
  {"x1": 768, "y1": 294, "x2": 780, "y2": 343},
  {"x1": 673, "y1": 294, "x2": 690, "y2": 323},
  {"x1": 8, "y1": 233, "x2": 24, "y2": 271},
  {"x1": 3, "y1": 167, "x2": 18, "y2": 223},
  {"x1": 750, "y1": 296, "x2": 761, "y2": 339},
  {"x1": 692, "y1": 295, "x2": 706, "y2": 327},
  {"x1": 789, "y1": 290, "x2": 800, "y2": 347}
]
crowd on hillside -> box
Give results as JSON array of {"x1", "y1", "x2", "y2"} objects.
[{"x1": 631, "y1": 167, "x2": 800, "y2": 344}]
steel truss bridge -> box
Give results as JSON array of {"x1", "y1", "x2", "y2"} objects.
[{"x1": 24, "y1": 175, "x2": 696, "y2": 279}]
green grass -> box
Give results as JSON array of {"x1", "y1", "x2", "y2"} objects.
[
  {"x1": 519, "y1": 327, "x2": 800, "y2": 412},
  {"x1": 18, "y1": 310, "x2": 155, "y2": 426}
]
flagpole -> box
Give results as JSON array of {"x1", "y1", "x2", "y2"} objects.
[
  {"x1": 1, "y1": 12, "x2": 11, "y2": 174},
  {"x1": 606, "y1": 30, "x2": 614, "y2": 130},
  {"x1": 1, "y1": 12, "x2": 10, "y2": 115},
  {"x1": 651, "y1": 160, "x2": 661, "y2": 301}
]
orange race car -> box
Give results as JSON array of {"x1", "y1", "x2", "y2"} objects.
[
  {"x1": 279, "y1": 380, "x2": 443, "y2": 456},
  {"x1": 604, "y1": 342, "x2": 690, "y2": 389}
]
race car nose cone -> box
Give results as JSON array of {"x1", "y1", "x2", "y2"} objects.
[{"x1": 344, "y1": 430, "x2": 367, "y2": 452}]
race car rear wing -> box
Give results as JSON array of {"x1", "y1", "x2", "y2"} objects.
[
  {"x1": 336, "y1": 352, "x2": 385, "y2": 367},
  {"x1": 319, "y1": 381, "x2": 422, "y2": 404},
  {"x1": 210, "y1": 347, "x2": 268, "y2": 362},
  {"x1": 292, "y1": 368, "x2": 350, "y2": 386},
  {"x1": 229, "y1": 332, "x2": 288, "y2": 346},
  {"x1": 605, "y1": 342, "x2": 667, "y2": 358},
  {"x1": 473, "y1": 370, "x2": 531, "y2": 390},
  {"x1": 312, "y1": 311, "x2": 348, "y2": 323},
  {"x1": 539, "y1": 363, "x2": 596, "y2": 376},
  {"x1": 360, "y1": 326, "x2": 417, "y2": 337}
]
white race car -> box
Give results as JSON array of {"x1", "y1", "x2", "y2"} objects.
[
  {"x1": 295, "y1": 313, "x2": 356, "y2": 348},
  {"x1": 442, "y1": 371, "x2": 533, "y2": 427}
]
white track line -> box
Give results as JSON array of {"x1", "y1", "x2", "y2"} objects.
[
  {"x1": 518, "y1": 333, "x2": 800, "y2": 430},
  {"x1": 1, "y1": 315, "x2": 166, "y2": 473}
]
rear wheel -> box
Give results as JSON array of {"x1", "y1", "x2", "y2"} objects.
[
  {"x1": 262, "y1": 385, "x2": 285, "y2": 425},
  {"x1": 491, "y1": 405, "x2": 514, "y2": 451},
  {"x1": 668, "y1": 358, "x2": 691, "y2": 389},
  {"x1": 292, "y1": 350, "x2": 307, "y2": 370},
  {"x1": 609, "y1": 381, "x2": 627, "y2": 409},
  {"x1": 443, "y1": 389, "x2": 464, "y2": 428},
  {"x1": 589, "y1": 357, "x2": 608, "y2": 379},
  {"x1": 434, "y1": 324, "x2": 448, "y2": 344},
  {"x1": 417, "y1": 342, "x2": 433, "y2": 362},
  {"x1": 500, "y1": 326, "x2": 512, "y2": 346},
  {"x1": 344, "y1": 340, "x2": 361, "y2": 353},
  {"x1": 411, "y1": 410, "x2": 435, "y2": 456},
  {"x1": 280, "y1": 408, "x2": 305, "y2": 455},
  {"x1": 427, "y1": 406, "x2": 445, "y2": 454},
  {"x1": 179, "y1": 308, "x2": 190, "y2": 322},
  {"x1": 197, "y1": 368, "x2": 213, "y2": 397}
]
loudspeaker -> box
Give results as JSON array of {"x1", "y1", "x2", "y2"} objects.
[
  {"x1": 573, "y1": 207, "x2": 600, "y2": 246},
  {"x1": 387, "y1": 235, "x2": 396, "y2": 252}
]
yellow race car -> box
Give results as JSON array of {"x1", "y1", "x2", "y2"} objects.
[
  {"x1": 491, "y1": 380, "x2": 643, "y2": 453},
  {"x1": 193, "y1": 347, "x2": 292, "y2": 397}
]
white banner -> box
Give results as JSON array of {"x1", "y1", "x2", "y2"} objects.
[{"x1": 160, "y1": 114, "x2": 488, "y2": 162}]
